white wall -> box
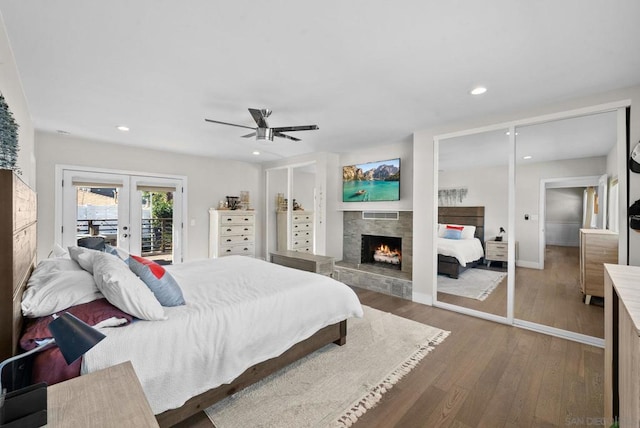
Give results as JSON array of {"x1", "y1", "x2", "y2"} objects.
[
  {"x1": 0, "y1": 15, "x2": 35, "y2": 186},
  {"x1": 35, "y1": 131, "x2": 262, "y2": 261},
  {"x1": 439, "y1": 165, "x2": 508, "y2": 242},
  {"x1": 413, "y1": 85, "x2": 640, "y2": 305},
  {"x1": 516, "y1": 157, "x2": 606, "y2": 265}
]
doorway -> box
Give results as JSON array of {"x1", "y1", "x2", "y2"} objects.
[{"x1": 57, "y1": 166, "x2": 186, "y2": 263}]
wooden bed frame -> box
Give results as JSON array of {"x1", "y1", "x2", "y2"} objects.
[
  {"x1": 437, "y1": 206, "x2": 485, "y2": 279},
  {"x1": 0, "y1": 170, "x2": 347, "y2": 427}
]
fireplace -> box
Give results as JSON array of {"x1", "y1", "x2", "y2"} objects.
[{"x1": 361, "y1": 234, "x2": 402, "y2": 270}]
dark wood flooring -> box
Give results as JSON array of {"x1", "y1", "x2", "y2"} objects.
[
  {"x1": 437, "y1": 245, "x2": 604, "y2": 338},
  {"x1": 175, "y1": 284, "x2": 604, "y2": 427}
]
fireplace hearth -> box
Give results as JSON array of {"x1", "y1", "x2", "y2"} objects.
[{"x1": 361, "y1": 234, "x2": 402, "y2": 270}]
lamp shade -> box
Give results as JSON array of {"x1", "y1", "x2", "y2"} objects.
[{"x1": 48, "y1": 312, "x2": 106, "y2": 365}]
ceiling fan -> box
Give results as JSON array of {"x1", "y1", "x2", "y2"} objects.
[{"x1": 205, "y1": 108, "x2": 319, "y2": 142}]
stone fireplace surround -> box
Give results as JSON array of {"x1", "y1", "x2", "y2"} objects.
[{"x1": 334, "y1": 211, "x2": 412, "y2": 299}]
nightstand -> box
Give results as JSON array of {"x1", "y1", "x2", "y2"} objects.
[
  {"x1": 485, "y1": 240, "x2": 517, "y2": 268},
  {"x1": 47, "y1": 361, "x2": 158, "y2": 427}
]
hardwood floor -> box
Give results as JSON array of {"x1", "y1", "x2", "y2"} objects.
[
  {"x1": 437, "y1": 245, "x2": 604, "y2": 338},
  {"x1": 175, "y1": 284, "x2": 604, "y2": 428}
]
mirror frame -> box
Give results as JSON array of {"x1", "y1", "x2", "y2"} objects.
[{"x1": 432, "y1": 100, "x2": 630, "y2": 347}]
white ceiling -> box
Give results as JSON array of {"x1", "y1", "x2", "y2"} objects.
[{"x1": 1, "y1": 1, "x2": 639, "y2": 164}]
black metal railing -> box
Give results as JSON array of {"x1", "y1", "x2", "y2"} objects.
[{"x1": 76, "y1": 218, "x2": 173, "y2": 256}]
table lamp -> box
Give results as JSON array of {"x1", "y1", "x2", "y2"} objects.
[{"x1": 0, "y1": 312, "x2": 106, "y2": 428}]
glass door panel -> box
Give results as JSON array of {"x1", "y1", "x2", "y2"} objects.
[
  {"x1": 436, "y1": 128, "x2": 510, "y2": 318},
  {"x1": 62, "y1": 170, "x2": 130, "y2": 251},
  {"x1": 130, "y1": 177, "x2": 182, "y2": 264},
  {"x1": 513, "y1": 111, "x2": 618, "y2": 339}
]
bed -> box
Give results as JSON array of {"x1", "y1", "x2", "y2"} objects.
[
  {"x1": 437, "y1": 206, "x2": 485, "y2": 278},
  {"x1": 0, "y1": 170, "x2": 363, "y2": 427}
]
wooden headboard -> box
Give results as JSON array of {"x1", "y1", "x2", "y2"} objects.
[
  {"x1": 0, "y1": 170, "x2": 37, "y2": 361},
  {"x1": 438, "y1": 206, "x2": 485, "y2": 243}
]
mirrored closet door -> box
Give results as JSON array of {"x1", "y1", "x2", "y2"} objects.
[
  {"x1": 265, "y1": 162, "x2": 318, "y2": 257},
  {"x1": 513, "y1": 111, "x2": 619, "y2": 340},
  {"x1": 436, "y1": 128, "x2": 511, "y2": 319}
]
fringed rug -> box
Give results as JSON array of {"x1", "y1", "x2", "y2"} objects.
[
  {"x1": 205, "y1": 305, "x2": 449, "y2": 428},
  {"x1": 438, "y1": 267, "x2": 507, "y2": 301}
]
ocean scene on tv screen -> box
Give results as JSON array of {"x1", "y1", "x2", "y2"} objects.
[{"x1": 343, "y1": 158, "x2": 400, "y2": 202}]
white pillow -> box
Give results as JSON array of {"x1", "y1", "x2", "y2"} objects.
[
  {"x1": 22, "y1": 258, "x2": 103, "y2": 317},
  {"x1": 49, "y1": 243, "x2": 70, "y2": 259},
  {"x1": 68, "y1": 246, "x2": 101, "y2": 274},
  {"x1": 461, "y1": 225, "x2": 476, "y2": 240},
  {"x1": 92, "y1": 252, "x2": 166, "y2": 321},
  {"x1": 439, "y1": 224, "x2": 476, "y2": 240}
]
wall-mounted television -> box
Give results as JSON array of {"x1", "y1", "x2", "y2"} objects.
[{"x1": 342, "y1": 158, "x2": 400, "y2": 202}]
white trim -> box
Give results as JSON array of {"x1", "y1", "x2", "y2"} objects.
[
  {"x1": 514, "y1": 319, "x2": 605, "y2": 348},
  {"x1": 436, "y1": 99, "x2": 631, "y2": 141},
  {"x1": 507, "y1": 126, "x2": 516, "y2": 323},
  {"x1": 434, "y1": 302, "x2": 511, "y2": 325},
  {"x1": 412, "y1": 291, "x2": 433, "y2": 306},
  {"x1": 516, "y1": 260, "x2": 542, "y2": 269}
]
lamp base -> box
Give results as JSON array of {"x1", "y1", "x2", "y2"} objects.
[{"x1": 0, "y1": 382, "x2": 47, "y2": 428}]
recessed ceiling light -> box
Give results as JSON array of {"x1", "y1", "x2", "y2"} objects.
[
  {"x1": 470, "y1": 86, "x2": 487, "y2": 95},
  {"x1": 523, "y1": 155, "x2": 533, "y2": 160},
  {"x1": 505, "y1": 131, "x2": 519, "y2": 136},
  {"x1": 116, "y1": 125, "x2": 130, "y2": 132},
  {"x1": 252, "y1": 151, "x2": 260, "y2": 156}
]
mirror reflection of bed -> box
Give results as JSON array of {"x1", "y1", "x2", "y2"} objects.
[{"x1": 436, "y1": 206, "x2": 508, "y2": 317}]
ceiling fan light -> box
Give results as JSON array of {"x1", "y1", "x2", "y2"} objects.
[{"x1": 256, "y1": 128, "x2": 274, "y2": 141}]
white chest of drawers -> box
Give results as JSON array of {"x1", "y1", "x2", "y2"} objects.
[
  {"x1": 209, "y1": 209, "x2": 255, "y2": 258},
  {"x1": 277, "y1": 211, "x2": 314, "y2": 253}
]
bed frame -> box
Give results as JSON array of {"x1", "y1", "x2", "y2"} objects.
[
  {"x1": 437, "y1": 206, "x2": 485, "y2": 279},
  {"x1": 0, "y1": 169, "x2": 347, "y2": 427}
]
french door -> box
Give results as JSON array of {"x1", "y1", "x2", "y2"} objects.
[{"x1": 59, "y1": 167, "x2": 184, "y2": 264}]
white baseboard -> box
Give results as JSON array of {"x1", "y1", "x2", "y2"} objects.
[
  {"x1": 412, "y1": 291, "x2": 433, "y2": 306},
  {"x1": 516, "y1": 260, "x2": 542, "y2": 269}
]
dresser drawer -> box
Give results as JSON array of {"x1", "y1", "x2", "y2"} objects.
[
  {"x1": 292, "y1": 213, "x2": 313, "y2": 223},
  {"x1": 219, "y1": 244, "x2": 255, "y2": 256},
  {"x1": 291, "y1": 238, "x2": 313, "y2": 249},
  {"x1": 219, "y1": 214, "x2": 255, "y2": 225},
  {"x1": 293, "y1": 246, "x2": 313, "y2": 253},
  {"x1": 220, "y1": 225, "x2": 254, "y2": 236},
  {"x1": 292, "y1": 230, "x2": 312, "y2": 239},
  {"x1": 292, "y1": 222, "x2": 313, "y2": 232},
  {"x1": 220, "y1": 234, "x2": 254, "y2": 245}
]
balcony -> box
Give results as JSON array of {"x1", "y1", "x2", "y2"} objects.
[{"x1": 77, "y1": 218, "x2": 173, "y2": 262}]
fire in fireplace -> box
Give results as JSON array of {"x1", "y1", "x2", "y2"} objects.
[{"x1": 361, "y1": 234, "x2": 402, "y2": 269}]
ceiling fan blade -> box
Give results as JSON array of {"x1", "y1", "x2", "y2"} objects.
[
  {"x1": 204, "y1": 118, "x2": 256, "y2": 130},
  {"x1": 272, "y1": 125, "x2": 319, "y2": 133},
  {"x1": 274, "y1": 132, "x2": 301, "y2": 142},
  {"x1": 241, "y1": 132, "x2": 256, "y2": 138},
  {"x1": 248, "y1": 108, "x2": 269, "y2": 128}
]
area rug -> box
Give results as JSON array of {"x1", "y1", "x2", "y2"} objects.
[
  {"x1": 205, "y1": 305, "x2": 450, "y2": 428},
  {"x1": 438, "y1": 267, "x2": 507, "y2": 301}
]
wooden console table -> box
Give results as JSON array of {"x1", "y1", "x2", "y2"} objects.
[
  {"x1": 47, "y1": 361, "x2": 158, "y2": 427},
  {"x1": 270, "y1": 250, "x2": 335, "y2": 276}
]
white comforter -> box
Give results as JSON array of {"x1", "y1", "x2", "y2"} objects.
[
  {"x1": 437, "y1": 237, "x2": 484, "y2": 266},
  {"x1": 81, "y1": 256, "x2": 363, "y2": 414}
]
